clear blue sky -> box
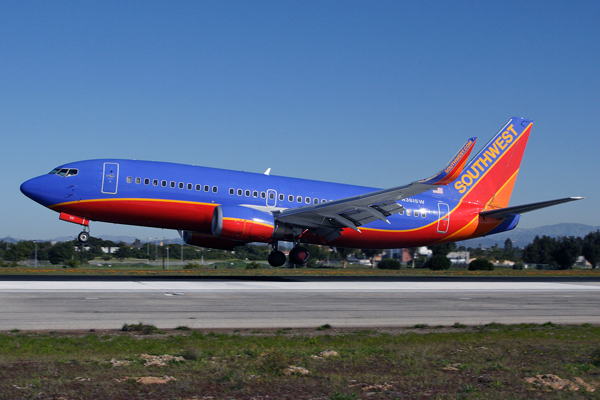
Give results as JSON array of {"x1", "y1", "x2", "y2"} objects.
[{"x1": 2, "y1": 0, "x2": 599, "y2": 241}]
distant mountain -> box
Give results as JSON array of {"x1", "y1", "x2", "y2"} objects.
[
  {"x1": 0, "y1": 237, "x2": 20, "y2": 244},
  {"x1": 457, "y1": 223, "x2": 600, "y2": 249}
]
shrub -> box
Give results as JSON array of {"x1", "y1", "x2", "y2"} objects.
[
  {"x1": 377, "y1": 258, "x2": 401, "y2": 270},
  {"x1": 245, "y1": 261, "x2": 261, "y2": 269},
  {"x1": 121, "y1": 323, "x2": 162, "y2": 335},
  {"x1": 64, "y1": 259, "x2": 79, "y2": 269},
  {"x1": 468, "y1": 258, "x2": 494, "y2": 271},
  {"x1": 512, "y1": 261, "x2": 525, "y2": 270},
  {"x1": 425, "y1": 255, "x2": 451, "y2": 270},
  {"x1": 183, "y1": 262, "x2": 202, "y2": 270}
]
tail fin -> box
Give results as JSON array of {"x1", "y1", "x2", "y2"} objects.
[{"x1": 451, "y1": 117, "x2": 533, "y2": 210}]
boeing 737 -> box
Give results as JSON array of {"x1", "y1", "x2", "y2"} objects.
[{"x1": 21, "y1": 117, "x2": 582, "y2": 266}]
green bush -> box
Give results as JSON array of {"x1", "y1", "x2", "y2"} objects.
[
  {"x1": 183, "y1": 262, "x2": 202, "y2": 270},
  {"x1": 468, "y1": 258, "x2": 494, "y2": 271},
  {"x1": 63, "y1": 259, "x2": 79, "y2": 269},
  {"x1": 424, "y1": 255, "x2": 451, "y2": 270},
  {"x1": 245, "y1": 261, "x2": 261, "y2": 269},
  {"x1": 377, "y1": 258, "x2": 401, "y2": 270},
  {"x1": 512, "y1": 261, "x2": 525, "y2": 270}
]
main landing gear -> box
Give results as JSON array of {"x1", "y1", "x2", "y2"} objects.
[{"x1": 267, "y1": 241, "x2": 310, "y2": 267}]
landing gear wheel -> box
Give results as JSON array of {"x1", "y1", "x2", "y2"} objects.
[
  {"x1": 78, "y1": 231, "x2": 90, "y2": 243},
  {"x1": 289, "y1": 246, "x2": 310, "y2": 265},
  {"x1": 268, "y1": 250, "x2": 287, "y2": 267}
]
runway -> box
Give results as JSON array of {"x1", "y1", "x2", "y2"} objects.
[{"x1": 1, "y1": 277, "x2": 599, "y2": 330}]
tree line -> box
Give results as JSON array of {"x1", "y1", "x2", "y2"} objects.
[{"x1": 2, "y1": 230, "x2": 600, "y2": 269}]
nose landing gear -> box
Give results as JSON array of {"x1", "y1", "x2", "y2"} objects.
[{"x1": 78, "y1": 227, "x2": 90, "y2": 244}]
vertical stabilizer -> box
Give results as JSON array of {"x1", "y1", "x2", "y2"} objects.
[{"x1": 451, "y1": 117, "x2": 533, "y2": 210}]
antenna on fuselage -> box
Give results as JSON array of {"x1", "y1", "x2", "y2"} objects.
[{"x1": 264, "y1": 168, "x2": 271, "y2": 175}]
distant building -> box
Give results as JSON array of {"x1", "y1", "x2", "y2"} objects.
[
  {"x1": 101, "y1": 247, "x2": 118, "y2": 254},
  {"x1": 447, "y1": 251, "x2": 469, "y2": 265}
]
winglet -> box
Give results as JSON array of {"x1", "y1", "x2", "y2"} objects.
[{"x1": 420, "y1": 137, "x2": 477, "y2": 186}]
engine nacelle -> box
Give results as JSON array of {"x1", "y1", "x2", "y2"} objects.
[
  {"x1": 180, "y1": 230, "x2": 242, "y2": 250},
  {"x1": 212, "y1": 205, "x2": 276, "y2": 242}
]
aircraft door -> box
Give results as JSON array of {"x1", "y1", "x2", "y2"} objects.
[
  {"x1": 101, "y1": 162, "x2": 119, "y2": 194},
  {"x1": 266, "y1": 189, "x2": 277, "y2": 207},
  {"x1": 437, "y1": 203, "x2": 450, "y2": 233}
]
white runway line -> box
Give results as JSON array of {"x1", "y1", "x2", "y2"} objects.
[{"x1": 0, "y1": 280, "x2": 600, "y2": 292}]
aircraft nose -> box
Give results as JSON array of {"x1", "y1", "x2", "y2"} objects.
[{"x1": 20, "y1": 176, "x2": 54, "y2": 206}]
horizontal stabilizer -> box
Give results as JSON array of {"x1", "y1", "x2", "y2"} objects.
[{"x1": 480, "y1": 197, "x2": 584, "y2": 219}]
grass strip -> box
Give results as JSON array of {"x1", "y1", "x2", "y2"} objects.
[{"x1": 1, "y1": 323, "x2": 599, "y2": 399}]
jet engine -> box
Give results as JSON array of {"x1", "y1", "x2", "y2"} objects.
[{"x1": 211, "y1": 205, "x2": 277, "y2": 242}]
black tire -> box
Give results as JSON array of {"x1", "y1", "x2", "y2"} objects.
[
  {"x1": 289, "y1": 246, "x2": 310, "y2": 265},
  {"x1": 78, "y1": 231, "x2": 90, "y2": 243},
  {"x1": 268, "y1": 250, "x2": 287, "y2": 267}
]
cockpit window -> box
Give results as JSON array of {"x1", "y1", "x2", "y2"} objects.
[{"x1": 48, "y1": 168, "x2": 78, "y2": 177}]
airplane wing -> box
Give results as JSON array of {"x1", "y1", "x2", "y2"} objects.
[
  {"x1": 275, "y1": 137, "x2": 478, "y2": 242},
  {"x1": 479, "y1": 197, "x2": 584, "y2": 220}
]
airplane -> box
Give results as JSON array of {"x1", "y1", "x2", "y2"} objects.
[{"x1": 20, "y1": 117, "x2": 582, "y2": 266}]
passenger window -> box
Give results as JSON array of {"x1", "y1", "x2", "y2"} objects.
[
  {"x1": 297, "y1": 196, "x2": 302, "y2": 203},
  {"x1": 414, "y1": 210, "x2": 419, "y2": 217},
  {"x1": 161, "y1": 180, "x2": 167, "y2": 187},
  {"x1": 399, "y1": 209, "x2": 404, "y2": 215},
  {"x1": 313, "y1": 198, "x2": 318, "y2": 204},
  {"x1": 261, "y1": 192, "x2": 266, "y2": 199},
  {"x1": 212, "y1": 186, "x2": 217, "y2": 193},
  {"x1": 229, "y1": 188, "x2": 234, "y2": 195},
  {"x1": 196, "y1": 184, "x2": 201, "y2": 191},
  {"x1": 421, "y1": 210, "x2": 426, "y2": 218},
  {"x1": 406, "y1": 209, "x2": 412, "y2": 216},
  {"x1": 127, "y1": 176, "x2": 133, "y2": 183},
  {"x1": 170, "y1": 181, "x2": 176, "y2": 188},
  {"x1": 245, "y1": 190, "x2": 250, "y2": 197},
  {"x1": 289, "y1": 195, "x2": 294, "y2": 202},
  {"x1": 237, "y1": 189, "x2": 242, "y2": 196},
  {"x1": 305, "y1": 197, "x2": 310, "y2": 204},
  {"x1": 269, "y1": 192, "x2": 275, "y2": 200},
  {"x1": 153, "y1": 179, "x2": 158, "y2": 186},
  {"x1": 135, "y1": 177, "x2": 141, "y2": 184},
  {"x1": 322, "y1": 199, "x2": 327, "y2": 203},
  {"x1": 204, "y1": 185, "x2": 209, "y2": 192},
  {"x1": 278, "y1": 193, "x2": 283, "y2": 201},
  {"x1": 187, "y1": 183, "x2": 192, "y2": 190},
  {"x1": 144, "y1": 178, "x2": 150, "y2": 185}
]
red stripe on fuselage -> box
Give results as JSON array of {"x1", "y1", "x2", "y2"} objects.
[{"x1": 51, "y1": 199, "x2": 216, "y2": 232}]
